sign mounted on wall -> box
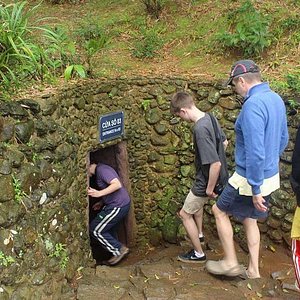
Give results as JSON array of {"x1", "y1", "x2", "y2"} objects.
[{"x1": 99, "y1": 111, "x2": 124, "y2": 143}]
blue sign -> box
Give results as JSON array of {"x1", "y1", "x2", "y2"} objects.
[{"x1": 99, "y1": 111, "x2": 124, "y2": 143}]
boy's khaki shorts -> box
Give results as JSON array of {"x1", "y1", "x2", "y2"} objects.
[{"x1": 182, "y1": 190, "x2": 208, "y2": 214}]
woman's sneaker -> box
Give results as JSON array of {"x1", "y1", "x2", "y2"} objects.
[{"x1": 177, "y1": 249, "x2": 206, "y2": 263}]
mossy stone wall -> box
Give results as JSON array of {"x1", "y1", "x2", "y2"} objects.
[{"x1": 0, "y1": 77, "x2": 298, "y2": 298}]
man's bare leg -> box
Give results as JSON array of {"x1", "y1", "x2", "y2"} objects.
[
  {"x1": 243, "y1": 217, "x2": 261, "y2": 278},
  {"x1": 212, "y1": 204, "x2": 238, "y2": 268}
]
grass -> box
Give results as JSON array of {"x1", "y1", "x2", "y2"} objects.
[{"x1": 1, "y1": 0, "x2": 300, "y2": 90}]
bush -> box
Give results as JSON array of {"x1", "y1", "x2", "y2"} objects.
[
  {"x1": 0, "y1": 1, "x2": 78, "y2": 89},
  {"x1": 216, "y1": 0, "x2": 272, "y2": 56},
  {"x1": 279, "y1": 15, "x2": 300, "y2": 46},
  {"x1": 75, "y1": 17, "x2": 110, "y2": 42},
  {"x1": 287, "y1": 71, "x2": 300, "y2": 94},
  {"x1": 132, "y1": 26, "x2": 164, "y2": 58},
  {"x1": 141, "y1": 0, "x2": 166, "y2": 19},
  {"x1": 75, "y1": 17, "x2": 110, "y2": 76}
]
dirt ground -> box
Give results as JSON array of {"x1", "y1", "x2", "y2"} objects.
[
  {"x1": 78, "y1": 230, "x2": 300, "y2": 300},
  {"x1": 122, "y1": 237, "x2": 298, "y2": 299}
]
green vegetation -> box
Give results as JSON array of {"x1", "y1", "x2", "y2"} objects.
[
  {"x1": 216, "y1": 0, "x2": 272, "y2": 56},
  {"x1": 287, "y1": 71, "x2": 300, "y2": 94},
  {"x1": 50, "y1": 243, "x2": 69, "y2": 270},
  {"x1": 1, "y1": 2, "x2": 51, "y2": 87},
  {"x1": 0, "y1": 0, "x2": 300, "y2": 95},
  {"x1": 141, "y1": 99, "x2": 152, "y2": 111},
  {"x1": 12, "y1": 174, "x2": 27, "y2": 204},
  {"x1": 0, "y1": 251, "x2": 15, "y2": 267},
  {"x1": 132, "y1": 25, "x2": 165, "y2": 58},
  {"x1": 64, "y1": 64, "x2": 86, "y2": 80}
]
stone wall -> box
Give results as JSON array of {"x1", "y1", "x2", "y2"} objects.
[{"x1": 0, "y1": 77, "x2": 298, "y2": 298}]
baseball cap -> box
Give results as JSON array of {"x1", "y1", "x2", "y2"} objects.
[{"x1": 226, "y1": 59, "x2": 260, "y2": 86}]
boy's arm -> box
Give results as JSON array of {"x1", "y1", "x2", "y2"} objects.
[
  {"x1": 88, "y1": 178, "x2": 122, "y2": 198},
  {"x1": 206, "y1": 161, "x2": 221, "y2": 198}
]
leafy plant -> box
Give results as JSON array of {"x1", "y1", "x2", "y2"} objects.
[
  {"x1": 75, "y1": 17, "x2": 110, "y2": 76},
  {"x1": 43, "y1": 26, "x2": 76, "y2": 72},
  {"x1": 12, "y1": 174, "x2": 27, "y2": 204},
  {"x1": 32, "y1": 152, "x2": 41, "y2": 163},
  {"x1": 0, "y1": 2, "x2": 78, "y2": 89},
  {"x1": 132, "y1": 25, "x2": 164, "y2": 58},
  {"x1": 141, "y1": 0, "x2": 166, "y2": 19},
  {"x1": 286, "y1": 71, "x2": 300, "y2": 94},
  {"x1": 64, "y1": 64, "x2": 86, "y2": 81},
  {"x1": 76, "y1": 17, "x2": 109, "y2": 42},
  {"x1": 275, "y1": 15, "x2": 300, "y2": 47},
  {"x1": 141, "y1": 99, "x2": 151, "y2": 111},
  {"x1": 0, "y1": 2, "x2": 48, "y2": 84},
  {"x1": 286, "y1": 99, "x2": 300, "y2": 116},
  {"x1": 50, "y1": 243, "x2": 69, "y2": 270},
  {"x1": 84, "y1": 38, "x2": 109, "y2": 76},
  {"x1": 288, "y1": 99, "x2": 300, "y2": 110},
  {"x1": 0, "y1": 251, "x2": 15, "y2": 267},
  {"x1": 215, "y1": 0, "x2": 272, "y2": 56},
  {"x1": 281, "y1": 15, "x2": 300, "y2": 31}
]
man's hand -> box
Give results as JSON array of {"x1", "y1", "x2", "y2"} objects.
[
  {"x1": 252, "y1": 194, "x2": 268, "y2": 212},
  {"x1": 87, "y1": 187, "x2": 102, "y2": 198},
  {"x1": 92, "y1": 201, "x2": 103, "y2": 211}
]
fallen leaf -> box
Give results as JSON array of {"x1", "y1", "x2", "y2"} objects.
[
  {"x1": 113, "y1": 285, "x2": 120, "y2": 289},
  {"x1": 247, "y1": 283, "x2": 252, "y2": 290},
  {"x1": 268, "y1": 245, "x2": 276, "y2": 252},
  {"x1": 168, "y1": 276, "x2": 179, "y2": 281},
  {"x1": 189, "y1": 283, "x2": 199, "y2": 287},
  {"x1": 154, "y1": 274, "x2": 160, "y2": 280},
  {"x1": 256, "y1": 292, "x2": 262, "y2": 298},
  {"x1": 286, "y1": 268, "x2": 293, "y2": 276}
]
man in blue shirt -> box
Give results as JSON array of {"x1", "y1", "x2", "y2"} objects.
[{"x1": 206, "y1": 60, "x2": 289, "y2": 278}]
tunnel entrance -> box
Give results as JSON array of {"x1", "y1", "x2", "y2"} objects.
[{"x1": 88, "y1": 141, "x2": 136, "y2": 264}]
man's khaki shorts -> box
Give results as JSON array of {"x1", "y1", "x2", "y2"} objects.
[{"x1": 182, "y1": 190, "x2": 208, "y2": 214}]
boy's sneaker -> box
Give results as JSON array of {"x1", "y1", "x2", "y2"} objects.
[
  {"x1": 108, "y1": 245, "x2": 129, "y2": 266},
  {"x1": 177, "y1": 249, "x2": 206, "y2": 263}
]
